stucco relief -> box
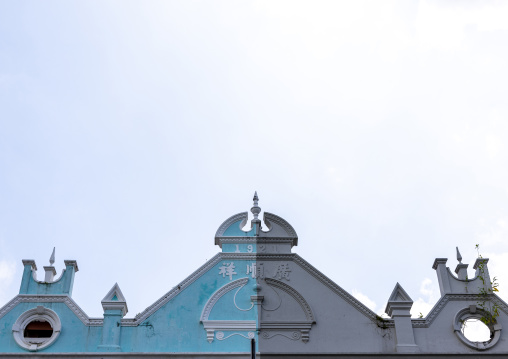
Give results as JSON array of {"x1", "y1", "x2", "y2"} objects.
[
  {"x1": 259, "y1": 278, "x2": 315, "y2": 343},
  {"x1": 200, "y1": 277, "x2": 256, "y2": 343}
]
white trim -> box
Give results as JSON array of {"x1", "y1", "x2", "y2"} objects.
[
  {"x1": 453, "y1": 305, "x2": 502, "y2": 350},
  {"x1": 202, "y1": 320, "x2": 256, "y2": 330},
  {"x1": 214, "y1": 212, "x2": 248, "y2": 242},
  {"x1": 414, "y1": 294, "x2": 508, "y2": 328},
  {"x1": 292, "y1": 255, "x2": 390, "y2": 326},
  {"x1": 0, "y1": 295, "x2": 103, "y2": 326},
  {"x1": 12, "y1": 306, "x2": 61, "y2": 351},
  {"x1": 102, "y1": 283, "x2": 128, "y2": 316},
  {"x1": 201, "y1": 320, "x2": 256, "y2": 343},
  {"x1": 131, "y1": 254, "x2": 223, "y2": 325}
]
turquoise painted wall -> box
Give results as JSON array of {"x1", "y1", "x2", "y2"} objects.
[
  {"x1": 0, "y1": 302, "x2": 101, "y2": 353},
  {"x1": 0, "y1": 219, "x2": 261, "y2": 354},
  {"x1": 119, "y1": 260, "x2": 257, "y2": 353},
  {"x1": 0, "y1": 259, "x2": 258, "y2": 353}
]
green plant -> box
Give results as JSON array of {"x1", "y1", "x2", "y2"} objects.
[
  {"x1": 475, "y1": 244, "x2": 500, "y2": 325},
  {"x1": 375, "y1": 315, "x2": 388, "y2": 329},
  {"x1": 418, "y1": 312, "x2": 423, "y2": 319}
]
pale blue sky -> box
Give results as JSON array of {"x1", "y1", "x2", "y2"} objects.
[{"x1": 1, "y1": 0, "x2": 508, "y2": 318}]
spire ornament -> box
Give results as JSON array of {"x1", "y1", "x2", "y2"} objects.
[
  {"x1": 50, "y1": 247, "x2": 56, "y2": 266},
  {"x1": 44, "y1": 247, "x2": 57, "y2": 282},
  {"x1": 251, "y1": 191, "x2": 261, "y2": 220},
  {"x1": 250, "y1": 191, "x2": 261, "y2": 236},
  {"x1": 454, "y1": 246, "x2": 468, "y2": 280},
  {"x1": 456, "y1": 247, "x2": 462, "y2": 264}
]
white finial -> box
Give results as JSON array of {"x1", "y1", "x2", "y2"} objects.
[
  {"x1": 49, "y1": 247, "x2": 55, "y2": 266},
  {"x1": 251, "y1": 191, "x2": 261, "y2": 220},
  {"x1": 456, "y1": 247, "x2": 462, "y2": 264}
]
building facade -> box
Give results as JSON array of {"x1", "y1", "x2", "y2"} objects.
[{"x1": 1, "y1": 194, "x2": 507, "y2": 357}]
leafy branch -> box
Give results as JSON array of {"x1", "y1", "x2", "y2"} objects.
[{"x1": 475, "y1": 244, "x2": 500, "y2": 325}]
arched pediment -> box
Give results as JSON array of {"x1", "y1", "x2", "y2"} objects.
[
  {"x1": 214, "y1": 210, "x2": 298, "y2": 248},
  {"x1": 214, "y1": 212, "x2": 249, "y2": 243},
  {"x1": 200, "y1": 278, "x2": 255, "y2": 343},
  {"x1": 260, "y1": 278, "x2": 315, "y2": 342},
  {"x1": 263, "y1": 278, "x2": 314, "y2": 322},
  {"x1": 200, "y1": 278, "x2": 251, "y2": 321}
]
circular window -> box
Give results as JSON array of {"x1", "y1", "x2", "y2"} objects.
[
  {"x1": 453, "y1": 306, "x2": 501, "y2": 350},
  {"x1": 462, "y1": 318, "x2": 492, "y2": 342},
  {"x1": 12, "y1": 306, "x2": 61, "y2": 351}
]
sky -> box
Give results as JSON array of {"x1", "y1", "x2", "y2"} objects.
[{"x1": 1, "y1": 0, "x2": 508, "y2": 326}]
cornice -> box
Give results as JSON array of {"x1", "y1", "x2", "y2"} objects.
[
  {"x1": 130, "y1": 253, "x2": 223, "y2": 325},
  {"x1": 292, "y1": 255, "x2": 387, "y2": 325},
  {"x1": 413, "y1": 294, "x2": 508, "y2": 328},
  {"x1": 219, "y1": 238, "x2": 296, "y2": 243},
  {"x1": 0, "y1": 295, "x2": 103, "y2": 326},
  {"x1": 263, "y1": 212, "x2": 298, "y2": 243}
]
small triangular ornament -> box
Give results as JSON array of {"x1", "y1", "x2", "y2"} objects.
[
  {"x1": 102, "y1": 283, "x2": 126, "y2": 303},
  {"x1": 101, "y1": 283, "x2": 128, "y2": 316},
  {"x1": 388, "y1": 282, "x2": 413, "y2": 303}
]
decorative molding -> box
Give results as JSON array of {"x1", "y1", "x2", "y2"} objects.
[
  {"x1": 201, "y1": 320, "x2": 256, "y2": 343},
  {"x1": 413, "y1": 294, "x2": 508, "y2": 328},
  {"x1": 292, "y1": 255, "x2": 392, "y2": 327},
  {"x1": 102, "y1": 283, "x2": 127, "y2": 302},
  {"x1": 219, "y1": 253, "x2": 295, "y2": 262},
  {"x1": 64, "y1": 260, "x2": 79, "y2": 272},
  {"x1": 387, "y1": 282, "x2": 413, "y2": 303},
  {"x1": 201, "y1": 278, "x2": 250, "y2": 321},
  {"x1": 258, "y1": 279, "x2": 314, "y2": 343},
  {"x1": 453, "y1": 305, "x2": 502, "y2": 350},
  {"x1": 446, "y1": 266, "x2": 481, "y2": 283},
  {"x1": 102, "y1": 283, "x2": 128, "y2": 317},
  {"x1": 219, "y1": 238, "x2": 295, "y2": 244},
  {"x1": 216, "y1": 331, "x2": 255, "y2": 341},
  {"x1": 385, "y1": 283, "x2": 413, "y2": 317},
  {"x1": 233, "y1": 285, "x2": 254, "y2": 312},
  {"x1": 30, "y1": 268, "x2": 67, "y2": 285},
  {"x1": 260, "y1": 322, "x2": 313, "y2": 343},
  {"x1": 12, "y1": 306, "x2": 61, "y2": 351},
  {"x1": 125, "y1": 253, "x2": 304, "y2": 327},
  {"x1": 264, "y1": 278, "x2": 315, "y2": 322},
  {"x1": 221, "y1": 254, "x2": 257, "y2": 261},
  {"x1": 22, "y1": 260, "x2": 37, "y2": 271},
  {"x1": 215, "y1": 212, "x2": 248, "y2": 242},
  {"x1": 263, "y1": 212, "x2": 298, "y2": 244},
  {"x1": 2, "y1": 253, "x2": 404, "y2": 332},
  {"x1": 22, "y1": 254, "x2": 491, "y2": 333},
  {"x1": 248, "y1": 254, "x2": 295, "y2": 261},
  {"x1": 261, "y1": 330, "x2": 302, "y2": 341},
  {"x1": 200, "y1": 278, "x2": 258, "y2": 343},
  {"x1": 0, "y1": 295, "x2": 103, "y2": 327},
  {"x1": 201, "y1": 320, "x2": 256, "y2": 330},
  {"x1": 200, "y1": 277, "x2": 256, "y2": 343},
  {"x1": 131, "y1": 253, "x2": 223, "y2": 325}
]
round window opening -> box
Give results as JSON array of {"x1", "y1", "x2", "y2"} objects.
[
  {"x1": 12, "y1": 306, "x2": 61, "y2": 351},
  {"x1": 461, "y1": 318, "x2": 492, "y2": 343},
  {"x1": 24, "y1": 320, "x2": 54, "y2": 339},
  {"x1": 453, "y1": 306, "x2": 502, "y2": 350}
]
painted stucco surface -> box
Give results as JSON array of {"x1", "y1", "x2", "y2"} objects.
[
  {"x1": 0, "y1": 302, "x2": 100, "y2": 352},
  {"x1": 2, "y1": 195, "x2": 508, "y2": 356},
  {"x1": 118, "y1": 260, "x2": 258, "y2": 353}
]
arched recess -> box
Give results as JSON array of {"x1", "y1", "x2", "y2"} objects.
[
  {"x1": 200, "y1": 278, "x2": 255, "y2": 343},
  {"x1": 261, "y1": 278, "x2": 315, "y2": 342}
]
